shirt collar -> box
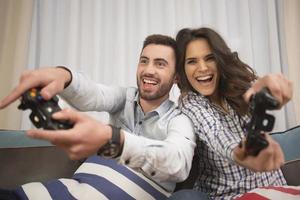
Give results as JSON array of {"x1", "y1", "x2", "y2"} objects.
[
  {"x1": 186, "y1": 91, "x2": 235, "y2": 116},
  {"x1": 134, "y1": 93, "x2": 175, "y2": 117}
]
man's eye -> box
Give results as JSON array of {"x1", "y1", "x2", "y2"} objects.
[
  {"x1": 140, "y1": 59, "x2": 147, "y2": 64},
  {"x1": 156, "y1": 62, "x2": 166, "y2": 68}
]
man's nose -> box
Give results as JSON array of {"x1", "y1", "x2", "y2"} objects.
[{"x1": 143, "y1": 63, "x2": 156, "y2": 74}]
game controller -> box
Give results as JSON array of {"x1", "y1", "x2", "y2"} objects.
[
  {"x1": 18, "y1": 88, "x2": 74, "y2": 130},
  {"x1": 244, "y1": 87, "x2": 279, "y2": 156}
]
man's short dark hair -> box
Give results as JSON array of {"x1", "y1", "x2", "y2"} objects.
[
  {"x1": 142, "y1": 34, "x2": 177, "y2": 56},
  {"x1": 141, "y1": 34, "x2": 178, "y2": 67}
]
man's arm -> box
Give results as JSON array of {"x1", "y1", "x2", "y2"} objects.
[
  {"x1": 119, "y1": 113, "x2": 196, "y2": 182},
  {"x1": 27, "y1": 109, "x2": 196, "y2": 184},
  {"x1": 0, "y1": 67, "x2": 127, "y2": 113},
  {"x1": 59, "y1": 69, "x2": 127, "y2": 113},
  {"x1": 0, "y1": 67, "x2": 71, "y2": 109}
]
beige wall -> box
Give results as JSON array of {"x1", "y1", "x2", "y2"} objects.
[
  {"x1": 0, "y1": 0, "x2": 33, "y2": 129},
  {"x1": 284, "y1": 0, "x2": 300, "y2": 124}
]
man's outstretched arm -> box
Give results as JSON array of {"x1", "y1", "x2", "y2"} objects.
[{"x1": 27, "y1": 109, "x2": 196, "y2": 187}]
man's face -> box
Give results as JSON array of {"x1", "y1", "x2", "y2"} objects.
[{"x1": 137, "y1": 44, "x2": 176, "y2": 101}]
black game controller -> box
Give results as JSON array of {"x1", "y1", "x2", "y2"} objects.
[
  {"x1": 244, "y1": 87, "x2": 279, "y2": 156},
  {"x1": 18, "y1": 88, "x2": 74, "y2": 130}
]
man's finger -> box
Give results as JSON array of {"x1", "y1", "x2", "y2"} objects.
[
  {"x1": 40, "y1": 81, "x2": 64, "y2": 100},
  {"x1": 52, "y1": 109, "x2": 82, "y2": 123},
  {"x1": 26, "y1": 129, "x2": 71, "y2": 144},
  {"x1": 0, "y1": 86, "x2": 31, "y2": 109},
  {"x1": 0, "y1": 76, "x2": 43, "y2": 109}
]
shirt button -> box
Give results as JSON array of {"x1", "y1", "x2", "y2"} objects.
[
  {"x1": 151, "y1": 171, "x2": 156, "y2": 176},
  {"x1": 125, "y1": 159, "x2": 130, "y2": 165}
]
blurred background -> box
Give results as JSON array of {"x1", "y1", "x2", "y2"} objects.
[{"x1": 0, "y1": 0, "x2": 299, "y2": 132}]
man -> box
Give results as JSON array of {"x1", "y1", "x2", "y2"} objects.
[
  {"x1": 0, "y1": 35, "x2": 198, "y2": 199},
  {"x1": 0, "y1": 34, "x2": 291, "y2": 200}
]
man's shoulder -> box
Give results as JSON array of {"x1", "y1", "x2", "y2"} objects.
[
  {"x1": 170, "y1": 110, "x2": 192, "y2": 123},
  {"x1": 123, "y1": 87, "x2": 138, "y2": 101},
  {"x1": 163, "y1": 106, "x2": 192, "y2": 124}
]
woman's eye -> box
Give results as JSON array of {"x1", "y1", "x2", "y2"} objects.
[
  {"x1": 205, "y1": 55, "x2": 215, "y2": 62},
  {"x1": 186, "y1": 60, "x2": 196, "y2": 65}
]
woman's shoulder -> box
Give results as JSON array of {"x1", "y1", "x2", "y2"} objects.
[
  {"x1": 179, "y1": 91, "x2": 215, "y2": 119},
  {"x1": 180, "y1": 91, "x2": 210, "y2": 108}
]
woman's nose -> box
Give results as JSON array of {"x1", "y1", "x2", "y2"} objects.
[{"x1": 197, "y1": 60, "x2": 209, "y2": 71}]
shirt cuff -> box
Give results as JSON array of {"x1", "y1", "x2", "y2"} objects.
[
  {"x1": 59, "y1": 68, "x2": 80, "y2": 99},
  {"x1": 228, "y1": 141, "x2": 240, "y2": 163},
  {"x1": 119, "y1": 131, "x2": 146, "y2": 168}
]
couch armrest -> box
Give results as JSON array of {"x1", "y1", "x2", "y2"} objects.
[{"x1": 0, "y1": 146, "x2": 82, "y2": 189}]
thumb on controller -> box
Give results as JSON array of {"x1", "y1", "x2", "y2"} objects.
[{"x1": 52, "y1": 108, "x2": 80, "y2": 123}]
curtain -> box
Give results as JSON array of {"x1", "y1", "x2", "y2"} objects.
[
  {"x1": 2, "y1": 0, "x2": 296, "y2": 131},
  {"x1": 283, "y1": 0, "x2": 300, "y2": 126},
  {"x1": 0, "y1": 0, "x2": 33, "y2": 129}
]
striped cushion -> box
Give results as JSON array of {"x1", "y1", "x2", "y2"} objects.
[
  {"x1": 14, "y1": 156, "x2": 170, "y2": 200},
  {"x1": 237, "y1": 186, "x2": 300, "y2": 200}
]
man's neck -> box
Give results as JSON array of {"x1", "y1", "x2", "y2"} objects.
[{"x1": 139, "y1": 95, "x2": 169, "y2": 114}]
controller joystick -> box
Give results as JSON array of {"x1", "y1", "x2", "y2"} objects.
[
  {"x1": 18, "y1": 88, "x2": 74, "y2": 130},
  {"x1": 244, "y1": 88, "x2": 279, "y2": 156}
]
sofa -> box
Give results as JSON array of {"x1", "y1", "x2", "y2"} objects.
[
  {"x1": 175, "y1": 125, "x2": 300, "y2": 190},
  {"x1": 0, "y1": 126, "x2": 299, "y2": 190}
]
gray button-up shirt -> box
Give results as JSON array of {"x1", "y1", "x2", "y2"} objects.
[{"x1": 60, "y1": 70, "x2": 196, "y2": 192}]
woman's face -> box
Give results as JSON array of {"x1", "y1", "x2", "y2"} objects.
[{"x1": 184, "y1": 39, "x2": 220, "y2": 99}]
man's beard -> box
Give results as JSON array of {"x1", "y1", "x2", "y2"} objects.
[{"x1": 137, "y1": 79, "x2": 173, "y2": 101}]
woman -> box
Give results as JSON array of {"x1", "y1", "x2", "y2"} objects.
[{"x1": 173, "y1": 27, "x2": 287, "y2": 199}]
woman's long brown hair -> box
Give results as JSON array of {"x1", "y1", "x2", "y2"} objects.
[{"x1": 176, "y1": 27, "x2": 257, "y2": 116}]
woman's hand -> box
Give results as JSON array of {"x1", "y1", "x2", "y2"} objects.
[
  {"x1": 244, "y1": 74, "x2": 293, "y2": 109},
  {"x1": 233, "y1": 134, "x2": 284, "y2": 172}
]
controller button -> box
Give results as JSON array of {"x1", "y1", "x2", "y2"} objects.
[
  {"x1": 46, "y1": 107, "x2": 53, "y2": 113},
  {"x1": 33, "y1": 116, "x2": 40, "y2": 122},
  {"x1": 37, "y1": 95, "x2": 43, "y2": 101},
  {"x1": 30, "y1": 91, "x2": 36, "y2": 97}
]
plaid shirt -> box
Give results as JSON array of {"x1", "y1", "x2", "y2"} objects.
[{"x1": 180, "y1": 91, "x2": 286, "y2": 200}]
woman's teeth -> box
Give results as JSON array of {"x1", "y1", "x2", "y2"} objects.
[{"x1": 196, "y1": 75, "x2": 213, "y2": 82}]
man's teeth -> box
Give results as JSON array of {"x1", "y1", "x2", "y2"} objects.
[
  {"x1": 143, "y1": 79, "x2": 157, "y2": 84},
  {"x1": 196, "y1": 75, "x2": 213, "y2": 81}
]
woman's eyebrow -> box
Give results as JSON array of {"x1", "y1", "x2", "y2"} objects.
[
  {"x1": 204, "y1": 53, "x2": 214, "y2": 59},
  {"x1": 185, "y1": 57, "x2": 197, "y2": 61}
]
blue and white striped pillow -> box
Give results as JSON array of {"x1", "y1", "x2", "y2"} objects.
[{"x1": 14, "y1": 156, "x2": 170, "y2": 200}]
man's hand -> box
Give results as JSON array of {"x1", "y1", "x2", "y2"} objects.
[
  {"x1": 27, "y1": 109, "x2": 112, "y2": 160},
  {"x1": 0, "y1": 67, "x2": 71, "y2": 109},
  {"x1": 244, "y1": 74, "x2": 293, "y2": 108},
  {"x1": 233, "y1": 134, "x2": 284, "y2": 172}
]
